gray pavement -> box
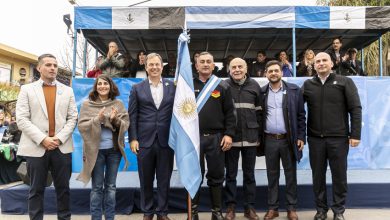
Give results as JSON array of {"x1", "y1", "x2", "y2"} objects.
[{"x1": 1, "y1": 209, "x2": 390, "y2": 220}]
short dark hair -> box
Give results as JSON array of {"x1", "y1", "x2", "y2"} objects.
[
  {"x1": 257, "y1": 50, "x2": 266, "y2": 56},
  {"x1": 89, "y1": 75, "x2": 120, "y2": 101},
  {"x1": 192, "y1": 51, "x2": 200, "y2": 61},
  {"x1": 197, "y1": 52, "x2": 214, "y2": 63},
  {"x1": 333, "y1": 37, "x2": 342, "y2": 44},
  {"x1": 265, "y1": 60, "x2": 283, "y2": 72},
  {"x1": 38, "y1": 54, "x2": 56, "y2": 66}
]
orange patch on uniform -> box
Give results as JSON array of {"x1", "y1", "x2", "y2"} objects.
[{"x1": 211, "y1": 90, "x2": 220, "y2": 98}]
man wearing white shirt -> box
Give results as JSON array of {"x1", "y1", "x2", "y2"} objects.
[{"x1": 128, "y1": 53, "x2": 175, "y2": 220}]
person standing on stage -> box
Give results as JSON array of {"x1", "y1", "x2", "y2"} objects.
[
  {"x1": 302, "y1": 52, "x2": 362, "y2": 220},
  {"x1": 259, "y1": 60, "x2": 306, "y2": 220},
  {"x1": 16, "y1": 53, "x2": 78, "y2": 220},
  {"x1": 190, "y1": 52, "x2": 236, "y2": 220},
  {"x1": 128, "y1": 53, "x2": 175, "y2": 220},
  {"x1": 77, "y1": 75, "x2": 129, "y2": 220},
  {"x1": 224, "y1": 58, "x2": 261, "y2": 220}
]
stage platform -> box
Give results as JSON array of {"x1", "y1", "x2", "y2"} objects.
[{"x1": 1, "y1": 170, "x2": 389, "y2": 214}]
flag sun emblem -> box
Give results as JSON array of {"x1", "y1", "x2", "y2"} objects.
[{"x1": 178, "y1": 98, "x2": 197, "y2": 119}]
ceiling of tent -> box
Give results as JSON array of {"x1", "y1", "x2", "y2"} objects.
[
  {"x1": 82, "y1": 28, "x2": 388, "y2": 62},
  {"x1": 75, "y1": 6, "x2": 390, "y2": 62}
]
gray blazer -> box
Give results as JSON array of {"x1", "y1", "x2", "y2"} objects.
[{"x1": 16, "y1": 80, "x2": 78, "y2": 157}]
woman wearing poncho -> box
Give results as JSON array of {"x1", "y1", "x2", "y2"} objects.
[{"x1": 77, "y1": 75, "x2": 129, "y2": 220}]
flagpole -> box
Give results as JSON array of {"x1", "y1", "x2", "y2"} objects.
[{"x1": 187, "y1": 192, "x2": 192, "y2": 220}]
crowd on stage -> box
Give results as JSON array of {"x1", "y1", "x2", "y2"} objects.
[
  {"x1": 9, "y1": 36, "x2": 362, "y2": 220},
  {"x1": 87, "y1": 37, "x2": 366, "y2": 80}
]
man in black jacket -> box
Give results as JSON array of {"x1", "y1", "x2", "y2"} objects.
[
  {"x1": 340, "y1": 48, "x2": 366, "y2": 76},
  {"x1": 302, "y1": 52, "x2": 362, "y2": 220},
  {"x1": 191, "y1": 52, "x2": 236, "y2": 220},
  {"x1": 326, "y1": 37, "x2": 346, "y2": 74},
  {"x1": 224, "y1": 58, "x2": 261, "y2": 220},
  {"x1": 259, "y1": 60, "x2": 306, "y2": 220}
]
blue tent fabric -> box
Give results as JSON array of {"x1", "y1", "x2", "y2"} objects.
[{"x1": 71, "y1": 77, "x2": 390, "y2": 172}]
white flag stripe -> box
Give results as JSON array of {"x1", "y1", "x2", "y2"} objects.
[
  {"x1": 186, "y1": 13, "x2": 295, "y2": 22},
  {"x1": 112, "y1": 7, "x2": 149, "y2": 29},
  {"x1": 196, "y1": 76, "x2": 219, "y2": 108},
  {"x1": 173, "y1": 74, "x2": 200, "y2": 157},
  {"x1": 330, "y1": 7, "x2": 365, "y2": 29}
]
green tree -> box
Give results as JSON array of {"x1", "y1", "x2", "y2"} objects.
[{"x1": 317, "y1": 0, "x2": 390, "y2": 76}]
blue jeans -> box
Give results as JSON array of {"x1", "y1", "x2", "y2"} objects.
[{"x1": 90, "y1": 148, "x2": 122, "y2": 220}]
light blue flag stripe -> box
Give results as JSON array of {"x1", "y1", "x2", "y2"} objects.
[
  {"x1": 186, "y1": 6, "x2": 294, "y2": 14},
  {"x1": 295, "y1": 6, "x2": 330, "y2": 29},
  {"x1": 176, "y1": 34, "x2": 194, "y2": 85},
  {"x1": 196, "y1": 75, "x2": 221, "y2": 112},
  {"x1": 169, "y1": 115, "x2": 202, "y2": 197},
  {"x1": 187, "y1": 21, "x2": 294, "y2": 29},
  {"x1": 75, "y1": 7, "x2": 112, "y2": 29},
  {"x1": 168, "y1": 32, "x2": 202, "y2": 198}
]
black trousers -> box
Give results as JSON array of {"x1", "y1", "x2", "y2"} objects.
[
  {"x1": 264, "y1": 137, "x2": 297, "y2": 211},
  {"x1": 199, "y1": 133, "x2": 225, "y2": 187},
  {"x1": 225, "y1": 146, "x2": 257, "y2": 209},
  {"x1": 308, "y1": 136, "x2": 349, "y2": 214},
  {"x1": 25, "y1": 148, "x2": 72, "y2": 220},
  {"x1": 137, "y1": 137, "x2": 174, "y2": 217}
]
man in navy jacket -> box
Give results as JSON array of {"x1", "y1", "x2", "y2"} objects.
[
  {"x1": 128, "y1": 53, "x2": 175, "y2": 220},
  {"x1": 258, "y1": 60, "x2": 306, "y2": 220}
]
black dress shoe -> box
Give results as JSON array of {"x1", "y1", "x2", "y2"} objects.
[
  {"x1": 334, "y1": 213, "x2": 345, "y2": 220},
  {"x1": 314, "y1": 211, "x2": 327, "y2": 220}
]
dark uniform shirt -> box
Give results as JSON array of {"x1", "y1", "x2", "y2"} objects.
[{"x1": 193, "y1": 77, "x2": 236, "y2": 138}]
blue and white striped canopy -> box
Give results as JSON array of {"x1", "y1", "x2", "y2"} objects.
[{"x1": 75, "y1": 6, "x2": 390, "y2": 30}]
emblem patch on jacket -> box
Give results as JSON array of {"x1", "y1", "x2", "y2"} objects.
[{"x1": 211, "y1": 90, "x2": 220, "y2": 98}]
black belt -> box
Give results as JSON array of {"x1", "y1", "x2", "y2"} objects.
[{"x1": 265, "y1": 133, "x2": 287, "y2": 140}]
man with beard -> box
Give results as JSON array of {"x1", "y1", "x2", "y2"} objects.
[
  {"x1": 224, "y1": 58, "x2": 262, "y2": 220},
  {"x1": 190, "y1": 52, "x2": 236, "y2": 220},
  {"x1": 302, "y1": 52, "x2": 362, "y2": 220},
  {"x1": 259, "y1": 60, "x2": 306, "y2": 220}
]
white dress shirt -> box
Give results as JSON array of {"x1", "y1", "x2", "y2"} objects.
[{"x1": 149, "y1": 78, "x2": 163, "y2": 109}]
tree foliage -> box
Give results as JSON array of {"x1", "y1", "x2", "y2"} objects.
[{"x1": 317, "y1": 0, "x2": 390, "y2": 76}]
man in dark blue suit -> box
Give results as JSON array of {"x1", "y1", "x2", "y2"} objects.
[
  {"x1": 258, "y1": 60, "x2": 306, "y2": 220},
  {"x1": 128, "y1": 53, "x2": 175, "y2": 220}
]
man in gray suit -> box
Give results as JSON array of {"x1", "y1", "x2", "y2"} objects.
[{"x1": 16, "y1": 54, "x2": 78, "y2": 220}]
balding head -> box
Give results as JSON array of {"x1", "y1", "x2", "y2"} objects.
[
  {"x1": 229, "y1": 57, "x2": 247, "y2": 81},
  {"x1": 314, "y1": 52, "x2": 333, "y2": 77}
]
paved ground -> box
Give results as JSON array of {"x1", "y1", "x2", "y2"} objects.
[
  {"x1": 2, "y1": 182, "x2": 390, "y2": 219},
  {"x1": 1, "y1": 209, "x2": 390, "y2": 220}
]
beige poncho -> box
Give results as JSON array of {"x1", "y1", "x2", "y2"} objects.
[{"x1": 76, "y1": 98, "x2": 130, "y2": 185}]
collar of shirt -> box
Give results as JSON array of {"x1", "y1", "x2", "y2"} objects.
[
  {"x1": 269, "y1": 83, "x2": 283, "y2": 93},
  {"x1": 148, "y1": 77, "x2": 163, "y2": 87},
  {"x1": 318, "y1": 73, "x2": 331, "y2": 85},
  {"x1": 38, "y1": 79, "x2": 57, "y2": 86}
]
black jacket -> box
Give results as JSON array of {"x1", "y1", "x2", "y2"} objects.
[
  {"x1": 340, "y1": 60, "x2": 366, "y2": 76},
  {"x1": 225, "y1": 75, "x2": 261, "y2": 147},
  {"x1": 327, "y1": 49, "x2": 346, "y2": 74},
  {"x1": 194, "y1": 77, "x2": 236, "y2": 138},
  {"x1": 302, "y1": 73, "x2": 362, "y2": 139},
  {"x1": 258, "y1": 81, "x2": 306, "y2": 161}
]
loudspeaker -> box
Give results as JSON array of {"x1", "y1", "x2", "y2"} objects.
[{"x1": 16, "y1": 162, "x2": 53, "y2": 187}]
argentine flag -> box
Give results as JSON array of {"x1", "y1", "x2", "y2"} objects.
[{"x1": 169, "y1": 33, "x2": 202, "y2": 198}]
